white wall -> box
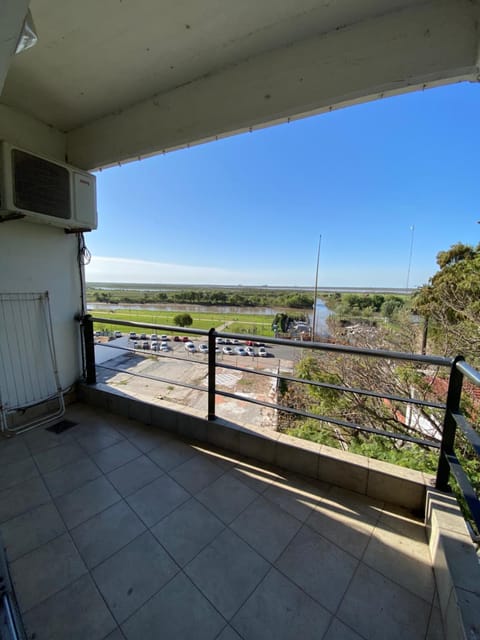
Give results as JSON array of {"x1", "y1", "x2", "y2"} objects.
[
  {"x1": 0, "y1": 219, "x2": 85, "y2": 390},
  {"x1": 0, "y1": 108, "x2": 84, "y2": 391}
]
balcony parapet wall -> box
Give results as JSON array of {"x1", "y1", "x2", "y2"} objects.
[{"x1": 78, "y1": 383, "x2": 433, "y2": 513}]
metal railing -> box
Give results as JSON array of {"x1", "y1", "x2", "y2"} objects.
[{"x1": 81, "y1": 314, "x2": 480, "y2": 535}]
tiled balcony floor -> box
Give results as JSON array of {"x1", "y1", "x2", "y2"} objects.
[{"x1": 0, "y1": 403, "x2": 444, "y2": 640}]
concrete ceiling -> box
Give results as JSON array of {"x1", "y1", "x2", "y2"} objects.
[{"x1": 1, "y1": 0, "x2": 479, "y2": 169}]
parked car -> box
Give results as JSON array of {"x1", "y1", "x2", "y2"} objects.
[
  {"x1": 235, "y1": 346, "x2": 247, "y2": 356},
  {"x1": 185, "y1": 342, "x2": 195, "y2": 352},
  {"x1": 245, "y1": 340, "x2": 254, "y2": 346},
  {"x1": 173, "y1": 335, "x2": 181, "y2": 342},
  {"x1": 160, "y1": 343, "x2": 169, "y2": 352},
  {"x1": 129, "y1": 332, "x2": 137, "y2": 340},
  {"x1": 182, "y1": 336, "x2": 191, "y2": 342},
  {"x1": 150, "y1": 334, "x2": 158, "y2": 341},
  {"x1": 114, "y1": 331, "x2": 122, "y2": 338},
  {"x1": 199, "y1": 344, "x2": 208, "y2": 353},
  {"x1": 258, "y1": 347, "x2": 267, "y2": 357},
  {"x1": 152, "y1": 342, "x2": 160, "y2": 351},
  {"x1": 160, "y1": 335, "x2": 169, "y2": 341},
  {"x1": 232, "y1": 339, "x2": 240, "y2": 345},
  {"x1": 142, "y1": 341, "x2": 150, "y2": 349},
  {"x1": 140, "y1": 333, "x2": 147, "y2": 340},
  {"x1": 223, "y1": 346, "x2": 233, "y2": 355},
  {"x1": 133, "y1": 340, "x2": 138, "y2": 348},
  {"x1": 216, "y1": 337, "x2": 224, "y2": 344},
  {"x1": 246, "y1": 346, "x2": 255, "y2": 356}
]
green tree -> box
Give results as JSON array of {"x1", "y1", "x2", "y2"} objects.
[
  {"x1": 413, "y1": 242, "x2": 480, "y2": 363},
  {"x1": 173, "y1": 313, "x2": 193, "y2": 327}
]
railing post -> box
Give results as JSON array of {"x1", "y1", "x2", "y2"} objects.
[
  {"x1": 82, "y1": 314, "x2": 97, "y2": 384},
  {"x1": 207, "y1": 328, "x2": 216, "y2": 420},
  {"x1": 436, "y1": 355, "x2": 464, "y2": 491}
]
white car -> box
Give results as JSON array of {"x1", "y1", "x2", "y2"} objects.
[
  {"x1": 216, "y1": 337, "x2": 224, "y2": 344},
  {"x1": 150, "y1": 334, "x2": 158, "y2": 341},
  {"x1": 199, "y1": 344, "x2": 208, "y2": 353},
  {"x1": 114, "y1": 331, "x2": 122, "y2": 338},
  {"x1": 160, "y1": 341, "x2": 168, "y2": 350},
  {"x1": 185, "y1": 342, "x2": 195, "y2": 352},
  {"x1": 258, "y1": 347, "x2": 267, "y2": 357},
  {"x1": 223, "y1": 346, "x2": 233, "y2": 355},
  {"x1": 160, "y1": 334, "x2": 169, "y2": 341},
  {"x1": 246, "y1": 346, "x2": 255, "y2": 356}
]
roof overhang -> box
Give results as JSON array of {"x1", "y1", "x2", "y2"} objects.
[{"x1": 1, "y1": 0, "x2": 479, "y2": 170}]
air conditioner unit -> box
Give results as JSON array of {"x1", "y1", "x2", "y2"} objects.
[{"x1": 0, "y1": 141, "x2": 97, "y2": 231}]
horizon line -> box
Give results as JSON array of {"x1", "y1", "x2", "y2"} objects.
[{"x1": 86, "y1": 281, "x2": 416, "y2": 293}]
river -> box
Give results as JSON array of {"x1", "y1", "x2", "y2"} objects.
[
  {"x1": 87, "y1": 302, "x2": 282, "y2": 315},
  {"x1": 87, "y1": 300, "x2": 333, "y2": 334},
  {"x1": 309, "y1": 299, "x2": 332, "y2": 337}
]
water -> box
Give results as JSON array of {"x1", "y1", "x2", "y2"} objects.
[
  {"x1": 309, "y1": 299, "x2": 332, "y2": 337},
  {"x1": 87, "y1": 302, "x2": 283, "y2": 316}
]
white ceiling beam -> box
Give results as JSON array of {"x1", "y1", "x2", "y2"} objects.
[
  {"x1": 0, "y1": 0, "x2": 31, "y2": 95},
  {"x1": 67, "y1": 0, "x2": 480, "y2": 170}
]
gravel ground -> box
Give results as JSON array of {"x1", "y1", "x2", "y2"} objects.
[{"x1": 94, "y1": 337, "x2": 295, "y2": 429}]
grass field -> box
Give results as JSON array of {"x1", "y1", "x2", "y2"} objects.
[{"x1": 92, "y1": 308, "x2": 275, "y2": 336}]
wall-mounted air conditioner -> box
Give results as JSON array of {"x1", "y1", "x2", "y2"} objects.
[{"x1": 0, "y1": 141, "x2": 97, "y2": 231}]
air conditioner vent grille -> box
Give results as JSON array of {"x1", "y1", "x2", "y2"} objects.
[{"x1": 12, "y1": 149, "x2": 71, "y2": 219}]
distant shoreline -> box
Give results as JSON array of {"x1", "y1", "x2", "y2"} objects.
[{"x1": 87, "y1": 282, "x2": 414, "y2": 295}]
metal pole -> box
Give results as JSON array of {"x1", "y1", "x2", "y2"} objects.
[
  {"x1": 436, "y1": 355, "x2": 464, "y2": 491},
  {"x1": 207, "y1": 328, "x2": 216, "y2": 420},
  {"x1": 82, "y1": 314, "x2": 97, "y2": 384},
  {"x1": 406, "y1": 224, "x2": 415, "y2": 291},
  {"x1": 312, "y1": 234, "x2": 322, "y2": 342}
]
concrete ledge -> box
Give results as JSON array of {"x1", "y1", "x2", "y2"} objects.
[
  {"x1": 426, "y1": 489, "x2": 480, "y2": 640},
  {"x1": 77, "y1": 384, "x2": 434, "y2": 512}
]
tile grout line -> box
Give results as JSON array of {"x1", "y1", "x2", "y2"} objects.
[{"x1": 17, "y1": 418, "x2": 126, "y2": 637}]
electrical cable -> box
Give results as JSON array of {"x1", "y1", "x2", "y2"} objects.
[{"x1": 77, "y1": 232, "x2": 91, "y2": 379}]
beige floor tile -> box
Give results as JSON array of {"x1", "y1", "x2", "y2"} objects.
[
  {"x1": 11, "y1": 533, "x2": 87, "y2": 612},
  {"x1": 231, "y1": 567, "x2": 331, "y2": 640},
  {"x1": 92, "y1": 531, "x2": 179, "y2": 624},
  {"x1": 55, "y1": 476, "x2": 121, "y2": 529},
  {"x1": 151, "y1": 498, "x2": 224, "y2": 567},
  {"x1": 185, "y1": 528, "x2": 269, "y2": 619},
  {"x1": 0, "y1": 476, "x2": 51, "y2": 524},
  {"x1": 169, "y1": 453, "x2": 227, "y2": 494},
  {"x1": 23, "y1": 574, "x2": 117, "y2": 640},
  {"x1": 71, "y1": 501, "x2": 145, "y2": 569},
  {"x1": 106, "y1": 455, "x2": 163, "y2": 497},
  {"x1": 230, "y1": 495, "x2": 302, "y2": 562},
  {"x1": 363, "y1": 523, "x2": 435, "y2": 603},
  {"x1": 196, "y1": 472, "x2": 257, "y2": 524},
  {"x1": 126, "y1": 475, "x2": 190, "y2": 527},
  {"x1": 275, "y1": 525, "x2": 358, "y2": 613},
  {"x1": 338, "y1": 563, "x2": 431, "y2": 640},
  {"x1": 121, "y1": 572, "x2": 224, "y2": 640},
  {"x1": 0, "y1": 501, "x2": 65, "y2": 561},
  {"x1": 306, "y1": 503, "x2": 375, "y2": 559}
]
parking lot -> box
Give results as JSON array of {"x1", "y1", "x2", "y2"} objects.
[{"x1": 93, "y1": 332, "x2": 301, "y2": 429}]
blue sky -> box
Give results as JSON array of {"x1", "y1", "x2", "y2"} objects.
[{"x1": 86, "y1": 82, "x2": 480, "y2": 288}]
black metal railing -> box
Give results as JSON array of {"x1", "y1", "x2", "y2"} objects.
[{"x1": 80, "y1": 314, "x2": 480, "y2": 534}]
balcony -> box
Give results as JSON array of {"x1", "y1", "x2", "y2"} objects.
[
  {"x1": 1, "y1": 317, "x2": 479, "y2": 640},
  {"x1": 0, "y1": 401, "x2": 449, "y2": 640}
]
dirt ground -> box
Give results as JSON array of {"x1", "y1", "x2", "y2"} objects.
[{"x1": 95, "y1": 340, "x2": 294, "y2": 430}]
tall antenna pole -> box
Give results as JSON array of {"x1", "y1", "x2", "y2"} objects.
[
  {"x1": 311, "y1": 234, "x2": 322, "y2": 342},
  {"x1": 406, "y1": 225, "x2": 415, "y2": 291}
]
